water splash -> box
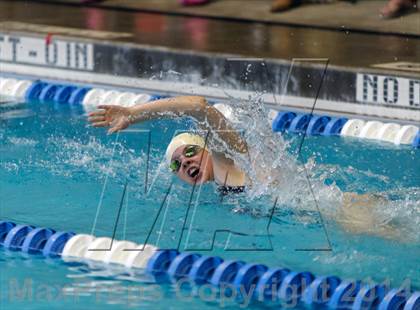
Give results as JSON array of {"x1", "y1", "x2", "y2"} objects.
[{"x1": 194, "y1": 93, "x2": 419, "y2": 242}]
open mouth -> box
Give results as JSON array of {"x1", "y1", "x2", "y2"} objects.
[{"x1": 187, "y1": 167, "x2": 200, "y2": 179}]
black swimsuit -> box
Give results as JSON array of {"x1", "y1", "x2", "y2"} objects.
[{"x1": 217, "y1": 185, "x2": 246, "y2": 196}]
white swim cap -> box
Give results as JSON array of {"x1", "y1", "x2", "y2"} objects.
[{"x1": 165, "y1": 133, "x2": 207, "y2": 165}]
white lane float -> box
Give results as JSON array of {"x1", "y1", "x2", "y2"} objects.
[
  {"x1": 12, "y1": 80, "x2": 32, "y2": 98},
  {"x1": 340, "y1": 119, "x2": 366, "y2": 137},
  {"x1": 61, "y1": 233, "x2": 158, "y2": 269},
  {"x1": 394, "y1": 125, "x2": 419, "y2": 145},
  {"x1": 0, "y1": 78, "x2": 7, "y2": 90},
  {"x1": 129, "y1": 94, "x2": 153, "y2": 106},
  {"x1": 115, "y1": 92, "x2": 137, "y2": 107},
  {"x1": 62, "y1": 234, "x2": 96, "y2": 261},
  {"x1": 341, "y1": 119, "x2": 418, "y2": 145},
  {"x1": 0, "y1": 79, "x2": 18, "y2": 96},
  {"x1": 100, "y1": 90, "x2": 121, "y2": 105},
  {"x1": 82, "y1": 88, "x2": 106, "y2": 112},
  {"x1": 359, "y1": 121, "x2": 384, "y2": 139},
  {"x1": 376, "y1": 123, "x2": 401, "y2": 143},
  {"x1": 77, "y1": 88, "x2": 155, "y2": 112},
  {"x1": 82, "y1": 90, "x2": 152, "y2": 109},
  {"x1": 0, "y1": 78, "x2": 32, "y2": 99},
  {"x1": 83, "y1": 237, "x2": 114, "y2": 262},
  {"x1": 103, "y1": 240, "x2": 138, "y2": 265},
  {"x1": 124, "y1": 244, "x2": 158, "y2": 269}
]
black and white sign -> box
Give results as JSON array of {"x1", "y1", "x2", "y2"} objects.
[
  {"x1": 0, "y1": 34, "x2": 93, "y2": 71},
  {"x1": 356, "y1": 73, "x2": 420, "y2": 108}
]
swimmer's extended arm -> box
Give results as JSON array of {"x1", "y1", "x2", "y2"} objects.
[
  {"x1": 88, "y1": 96, "x2": 248, "y2": 154},
  {"x1": 338, "y1": 192, "x2": 400, "y2": 240}
]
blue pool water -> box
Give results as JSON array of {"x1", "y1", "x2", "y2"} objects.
[{"x1": 0, "y1": 97, "x2": 419, "y2": 309}]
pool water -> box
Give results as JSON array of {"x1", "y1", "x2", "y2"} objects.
[{"x1": 0, "y1": 97, "x2": 419, "y2": 309}]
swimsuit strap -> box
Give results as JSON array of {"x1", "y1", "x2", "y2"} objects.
[{"x1": 217, "y1": 185, "x2": 246, "y2": 196}]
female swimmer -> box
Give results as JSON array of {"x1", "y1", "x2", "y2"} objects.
[
  {"x1": 88, "y1": 96, "x2": 249, "y2": 194},
  {"x1": 88, "y1": 95, "x2": 402, "y2": 239}
]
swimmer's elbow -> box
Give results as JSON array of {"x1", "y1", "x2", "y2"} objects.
[
  {"x1": 188, "y1": 96, "x2": 208, "y2": 118},
  {"x1": 194, "y1": 96, "x2": 208, "y2": 110},
  {"x1": 181, "y1": 96, "x2": 207, "y2": 109}
]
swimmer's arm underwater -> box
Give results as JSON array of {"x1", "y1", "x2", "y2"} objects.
[{"x1": 88, "y1": 96, "x2": 248, "y2": 154}]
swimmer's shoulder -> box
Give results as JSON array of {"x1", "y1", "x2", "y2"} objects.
[{"x1": 211, "y1": 152, "x2": 247, "y2": 187}]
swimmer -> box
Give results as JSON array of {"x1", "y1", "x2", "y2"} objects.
[
  {"x1": 88, "y1": 95, "x2": 402, "y2": 239},
  {"x1": 88, "y1": 96, "x2": 249, "y2": 193}
]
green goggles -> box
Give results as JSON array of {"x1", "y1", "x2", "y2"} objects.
[{"x1": 170, "y1": 145, "x2": 202, "y2": 173}]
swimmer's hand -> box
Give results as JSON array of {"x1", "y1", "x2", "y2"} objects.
[{"x1": 88, "y1": 105, "x2": 133, "y2": 134}]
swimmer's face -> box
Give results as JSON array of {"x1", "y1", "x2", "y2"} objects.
[{"x1": 170, "y1": 145, "x2": 213, "y2": 185}]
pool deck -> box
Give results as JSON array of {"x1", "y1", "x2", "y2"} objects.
[
  {"x1": 0, "y1": 1, "x2": 419, "y2": 121},
  {"x1": 18, "y1": 0, "x2": 420, "y2": 36}
]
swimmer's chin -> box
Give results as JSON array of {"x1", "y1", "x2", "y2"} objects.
[{"x1": 193, "y1": 171, "x2": 205, "y2": 184}]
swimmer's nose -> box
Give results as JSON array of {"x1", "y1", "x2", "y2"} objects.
[{"x1": 182, "y1": 159, "x2": 192, "y2": 169}]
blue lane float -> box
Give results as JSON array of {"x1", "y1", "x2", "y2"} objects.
[
  {"x1": 1, "y1": 219, "x2": 418, "y2": 310},
  {"x1": 188, "y1": 255, "x2": 224, "y2": 285},
  {"x1": 53, "y1": 85, "x2": 77, "y2": 104},
  {"x1": 272, "y1": 111, "x2": 296, "y2": 132},
  {"x1": 328, "y1": 281, "x2": 362, "y2": 309},
  {"x1": 256, "y1": 267, "x2": 290, "y2": 301},
  {"x1": 278, "y1": 271, "x2": 315, "y2": 302},
  {"x1": 378, "y1": 289, "x2": 412, "y2": 310},
  {"x1": 25, "y1": 81, "x2": 48, "y2": 101},
  {"x1": 272, "y1": 112, "x2": 348, "y2": 137},
  {"x1": 302, "y1": 275, "x2": 341, "y2": 305},
  {"x1": 289, "y1": 113, "x2": 312, "y2": 133},
  {"x1": 68, "y1": 87, "x2": 91, "y2": 105},
  {"x1": 306, "y1": 115, "x2": 331, "y2": 135},
  {"x1": 412, "y1": 131, "x2": 420, "y2": 148},
  {"x1": 210, "y1": 260, "x2": 245, "y2": 287},
  {"x1": 39, "y1": 84, "x2": 62, "y2": 102},
  {"x1": 3, "y1": 224, "x2": 34, "y2": 250},
  {"x1": 25, "y1": 81, "x2": 91, "y2": 105},
  {"x1": 42, "y1": 231, "x2": 75, "y2": 257},
  {"x1": 404, "y1": 292, "x2": 420, "y2": 310},
  {"x1": 167, "y1": 252, "x2": 202, "y2": 281},
  {"x1": 233, "y1": 263, "x2": 268, "y2": 295},
  {"x1": 146, "y1": 249, "x2": 179, "y2": 276},
  {"x1": 352, "y1": 284, "x2": 387, "y2": 310},
  {"x1": 323, "y1": 117, "x2": 348, "y2": 136},
  {"x1": 0, "y1": 221, "x2": 74, "y2": 256},
  {"x1": 21, "y1": 227, "x2": 55, "y2": 254},
  {"x1": 0, "y1": 221, "x2": 16, "y2": 245}
]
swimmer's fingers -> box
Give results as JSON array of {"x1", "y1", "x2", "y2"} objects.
[
  {"x1": 88, "y1": 116, "x2": 106, "y2": 123},
  {"x1": 91, "y1": 121, "x2": 110, "y2": 128},
  {"x1": 88, "y1": 110, "x2": 106, "y2": 117}
]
